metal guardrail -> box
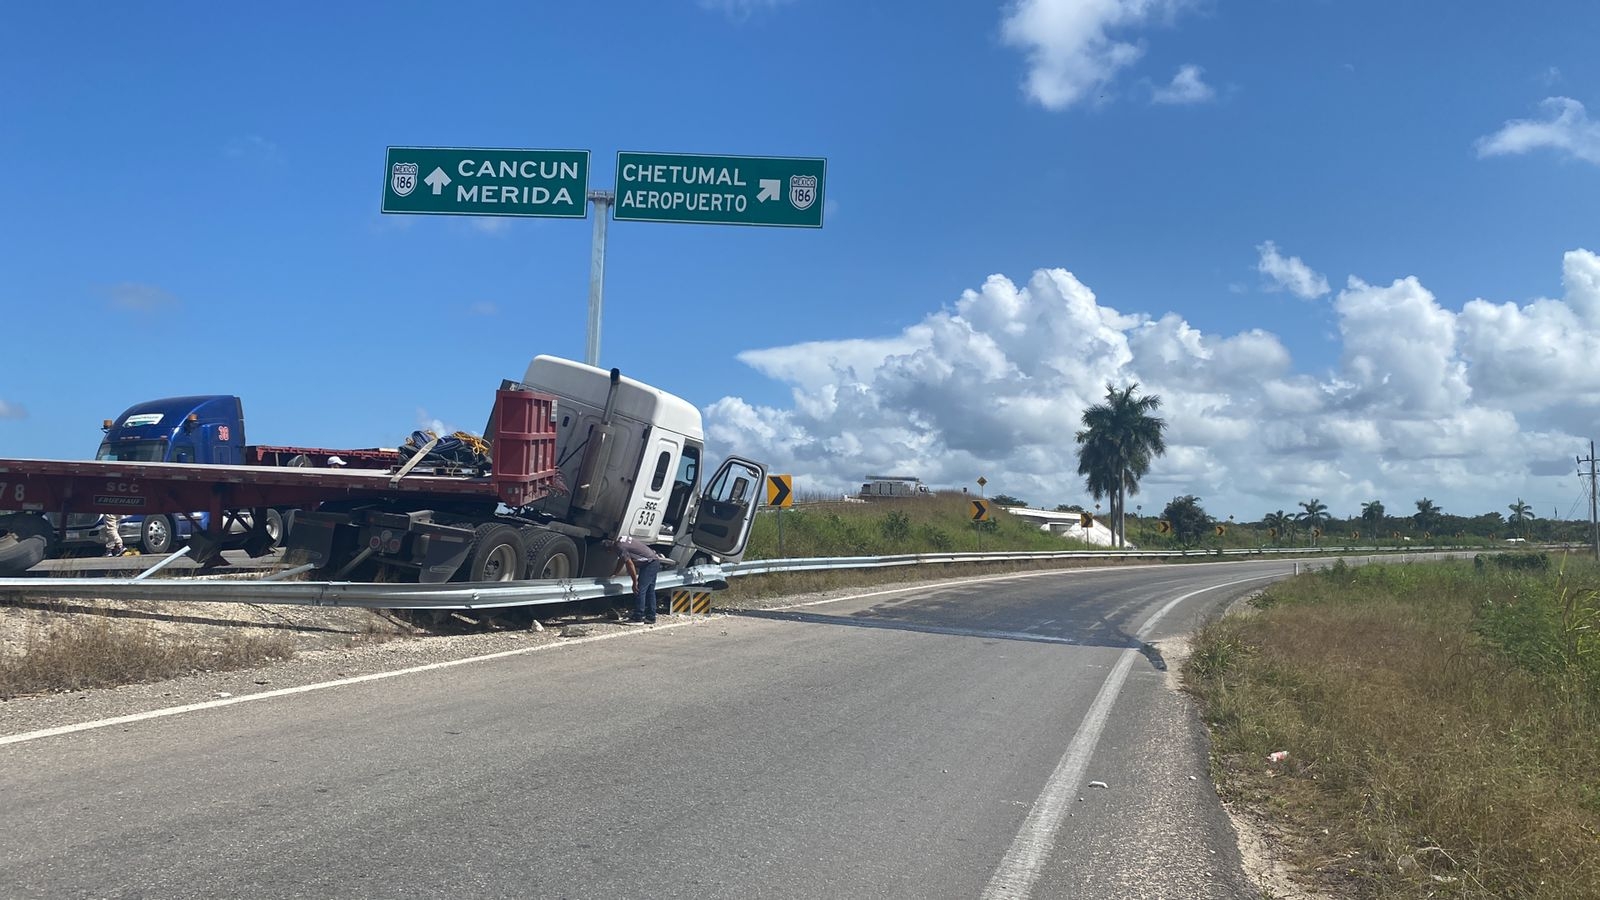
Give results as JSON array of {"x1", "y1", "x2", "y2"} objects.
[{"x1": 0, "y1": 544, "x2": 1497, "y2": 611}]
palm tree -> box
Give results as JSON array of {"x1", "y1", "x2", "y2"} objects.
[
  {"x1": 1360, "y1": 500, "x2": 1385, "y2": 537},
  {"x1": 1414, "y1": 498, "x2": 1441, "y2": 534},
  {"x1": 1075, "y1": 384, "x2": 1167, "y2": 548},
  {"x1": 1262, "y1": 510, "x2": 1292, "y2": 544},
  {"x1": 1297, "y1": 498, "x2": 1329, "y2": 533},
  {"x1": 1508, "y1": 498, "x2": 1535, "y2": 538}
]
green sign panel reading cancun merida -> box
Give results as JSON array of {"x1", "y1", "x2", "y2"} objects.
[
  {"x1": 613, "y1": 152, "x2": 826, "y2": 228},
  {"x1": 382, "y1": 147, "x2": 589, "y2": 218}
]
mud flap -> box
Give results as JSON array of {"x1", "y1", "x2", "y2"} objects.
[{"x1": 284, "y1": 511, "x2": 343, "y2": 569}]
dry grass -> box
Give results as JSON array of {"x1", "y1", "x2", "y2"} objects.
[
  {"x1": 1186, "y1": 557, "x2": 1600, "y2": 898},
  {"x1": 0, "y1": 614, "x2": 296, "y2": 699}
]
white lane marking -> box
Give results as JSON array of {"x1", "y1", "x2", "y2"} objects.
[
  {"x1": 980, "y1": 571, "x2": 1286, "y2": 900},
  {"x1": 0, "y1": 621, "x2": 695, "y2": 748}
]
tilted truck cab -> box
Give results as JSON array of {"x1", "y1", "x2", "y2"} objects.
[{"x1": 520, "y1": 356, "x2": 763, "y2": 568}]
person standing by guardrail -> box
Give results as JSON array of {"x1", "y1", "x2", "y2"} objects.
[
  {"x1": 604, "y1": 535, "x2": 671, "y2": 625},
  {"x1": 104, "y1": 514, "x2": 125, "y2": 557}
]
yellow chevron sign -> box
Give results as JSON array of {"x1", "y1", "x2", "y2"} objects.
[
  {"x1": 669, "y1": 590, "x2": 712, "y2": 614},
  {"x1": 766, "y1": 474, "x2": 793, "y2": 507},
  {"x1": 970, "y1": 500, "x2": 989, "y2": 521}
]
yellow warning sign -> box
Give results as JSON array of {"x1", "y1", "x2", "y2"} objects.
[
  {"x1": 669, "y1": 590, "x2": 712, "y2": 614},
  {"x1": 766, "y1": 474, "x2": 793, "y2": 507}
]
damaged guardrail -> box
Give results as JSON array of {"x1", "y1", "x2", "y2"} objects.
[{"x1": 0, "y1": 544, "x2": 1447, "y2": 610}]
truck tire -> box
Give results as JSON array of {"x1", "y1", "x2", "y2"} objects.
[
  {"x1": 265, "y1": 509, "x2": 285, "y2": 549},
  {"x1": 524, "y1": 532, "x2": 580, "y2": 580},
  {"x1": 0, "y1": 533, "x2": 47, "y2": 577},
  {"x1": 464, "y1": 524, "x2": 527, "y2": 583},
  {"x1": 140, "y1": 515, "x2": 176, "y2": 555}
]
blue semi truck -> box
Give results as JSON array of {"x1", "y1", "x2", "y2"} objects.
[{"x1": 49, "y1": 395, "x2": 396, "y2": 556}]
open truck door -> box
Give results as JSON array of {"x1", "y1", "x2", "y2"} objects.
[{"x1": 690, "y1": 455, "x2": 766, "y2": 560}]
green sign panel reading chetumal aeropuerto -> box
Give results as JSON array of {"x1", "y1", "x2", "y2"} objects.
[
  {"x1": 382, "y1": 147, "x2": 590, "y2": 218},
  {"x1": 613, "y1": 151, "x2": 826, "y2": 227}
]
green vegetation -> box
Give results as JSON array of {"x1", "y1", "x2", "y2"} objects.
[
  {"x1": 1186, "y1": 555, "x2": 1600, "y2": 898},
  {"x1": 744, "y1": 493, "x2": 1076, "y2": 559}
]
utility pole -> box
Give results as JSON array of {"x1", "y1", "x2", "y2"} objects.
[{"x1": 1581, "y1": 441, "x2": 1599, "y2": 562}]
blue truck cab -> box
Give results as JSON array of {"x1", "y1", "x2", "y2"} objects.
[
  {"x1": 99, "y1": 395, "x2": 246, "y2": 465},
  {"x1": 95, "y1": 395, "x2": 252, "y2": 554}
]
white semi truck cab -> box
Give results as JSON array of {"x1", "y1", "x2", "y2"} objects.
[{"x1": 520, "y1": 356, "x2": 766, "y2": 570}]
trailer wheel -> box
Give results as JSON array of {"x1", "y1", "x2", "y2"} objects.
[
  {"x1": 264, "y1": 509, "x2": 285, "y2": 548},
  {"x1": 140, "y1": 515, "x2": 175, "y2": 555},
  {"x1": 524, "y1": 533, "x2": 580, "y2": 580},
  {"x1": 465, "y1": 524, "x2": 527, "y2": 583},
  {"x1": 0, "y1": 533, "x2": 48, "y2": 577}
]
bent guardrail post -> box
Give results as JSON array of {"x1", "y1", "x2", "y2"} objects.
[{"x1": 131, "y1": 546, "x2": 193, "y2": 581}]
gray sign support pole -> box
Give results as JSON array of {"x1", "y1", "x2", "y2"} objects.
[{"x1": 585, "y1": 190, "x2": 615, "y2": 367}]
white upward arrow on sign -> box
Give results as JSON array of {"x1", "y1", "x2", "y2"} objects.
[
  {"x1": 424, "y1": 167, "x2": 452, "y2": 195},
  {"x1": 757, "y1": 179, "x2": 780, "y2": 202}
]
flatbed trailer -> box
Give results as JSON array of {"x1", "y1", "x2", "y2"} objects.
[{"x1": 0, "y1": 389, "x2": 558, "y2": 572}]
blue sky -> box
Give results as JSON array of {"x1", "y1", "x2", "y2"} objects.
[{"x1": 4, "y1": 0, "x2": 1598, "y2": 522}]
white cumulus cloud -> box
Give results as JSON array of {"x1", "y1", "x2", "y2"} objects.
[
  {"x1": 1256, "y1": 241, "x2": 1330, "y2": 299},
  {"x1": 1152, "y1": 64, "x2": 1214, "y2": 104},
  {"x1": 1000, "y1": 0, "x2": 1190, "y2": 110},
  {"x1": 1477, "y1": 97, "x2": 1600, "y2": 166},
  {"x1": 702, "y1": 249, "x2": 1600, "y2": 521}
]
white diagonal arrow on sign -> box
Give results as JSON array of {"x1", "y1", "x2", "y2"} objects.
[
  {"x1": 757, "y1": 179, "x2": 780, "y2": 202},
  {"x1": 424, "y1": 167, "x2": 452, "y2": 195}
]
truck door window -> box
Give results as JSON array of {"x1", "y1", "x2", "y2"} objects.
[
  {"x1": 650, "y1": 451, "x2": 672, "y2": 491},
  {"x1": 662, "y1": 445, "x2": 700, "y2": 532}
]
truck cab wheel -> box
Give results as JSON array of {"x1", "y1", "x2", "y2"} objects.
[
  {"x1": 141, "y1": 515, "x2": 175, "y2": 555},
  {"x1": 465, "y1": 524, "x2": 528, "y2": 582},
  {"x1": 524, "y1": 533, "x2": 580, "y2": 580}
]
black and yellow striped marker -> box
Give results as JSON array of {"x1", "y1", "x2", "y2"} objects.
[{"x1": 669, "y1": 590, "x2": 712, "y2": 614}]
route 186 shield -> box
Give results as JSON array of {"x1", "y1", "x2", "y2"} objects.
[
  {"x1": 788, "y1": 174, "x2": 817, "y2": 211},
  {"x1": 391, "y1": 162, "x2": 419, "y2": 198}
]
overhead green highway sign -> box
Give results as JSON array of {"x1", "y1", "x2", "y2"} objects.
[
  {"x1": 382, "y1": 146, "x2": 589, "y2": 218},
  {"x1": 613, "y1": 151, "x2": 826, "y2": 227}
]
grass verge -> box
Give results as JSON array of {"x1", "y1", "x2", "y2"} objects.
[
  {"x1": 0, "y1": 616, "x2": 295, "y2": 699},
  {"x1": 1185, "y1": 555, "x2": 1600, "y2": 898}
]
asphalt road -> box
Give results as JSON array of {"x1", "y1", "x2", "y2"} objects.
[{"x1": 0, "y1": 559, "x2": 1297, "y2": 899}]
